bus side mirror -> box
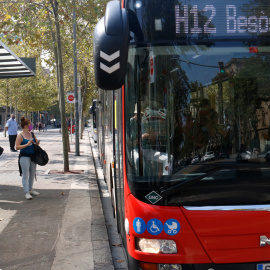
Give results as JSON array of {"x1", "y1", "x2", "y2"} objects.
[
  {"x1": 94, "y1": 1, "x2": 129, "y2": 90},
  {"x1": 89, "y1": 106, "x2": 93, "y2": 114}
]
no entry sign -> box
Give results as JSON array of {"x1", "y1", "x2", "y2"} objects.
[{"x1": 67, "y1": 92, "x2": 75, "y2": 103}]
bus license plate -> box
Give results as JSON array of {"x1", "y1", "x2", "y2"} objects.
[{"x1": 257, "y1": 264, "x2": 270, "y2": 270}]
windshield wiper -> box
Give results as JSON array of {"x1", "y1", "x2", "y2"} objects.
[
  {"x1": 159, "y1": 163, "x2": 266, "y2": 198},
  {"x1": 159, "y1": 166, "x2": 222, "y2": 198}
]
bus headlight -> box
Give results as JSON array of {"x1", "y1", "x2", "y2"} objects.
[
  {"x1": 137, "y1": 238, "x2": 177, "y2": 254},
  {"x1": 159, "y1": 240, "x2": 178, "y2": 254}
]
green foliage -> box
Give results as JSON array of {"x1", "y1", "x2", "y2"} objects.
[{"x1": 0, "y1": 0, "x2": 109, "y2": 113}]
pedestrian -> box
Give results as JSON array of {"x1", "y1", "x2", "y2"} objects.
[
  {"x1": 15, "y1": 117, "x2": 40, "y2": 200},
  {"x1": 6, "y1": 114, "x2": 18, "y2": 152},
  {"x1": 39, "y1": 122, "x2": 42, "y2": 132}
]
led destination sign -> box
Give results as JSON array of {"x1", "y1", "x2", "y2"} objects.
[
  {"x1": 175, "y1": 3, "x2": 270, "y2": 36},
  {"x1": 126, "y1": 0, "x2": 270, "y2": 41}
]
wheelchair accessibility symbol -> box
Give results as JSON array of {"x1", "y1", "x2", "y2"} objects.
[
  {"x1": 147, "y1": 219, "x2": 163, "y2": 235},
  {"x1": 164, "y1": 219, "x2": 180, "y2": 235}
]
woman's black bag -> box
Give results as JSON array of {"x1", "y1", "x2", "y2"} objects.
[
  {"x1": 0, "y1": 146, "x2": 4, "y2": 156},
  {"x1": 34, "y1": 145, "x2": 49, "y2": 166},
  {"x1": 31, "y1": 132, "x2": 49, "y2": 166}
]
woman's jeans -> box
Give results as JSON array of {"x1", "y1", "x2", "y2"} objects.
[{"x1": 20, "y1": 156, "x2": 36, "y2": 194}]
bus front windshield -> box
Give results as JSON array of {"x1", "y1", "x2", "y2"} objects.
[{"x1": 125, "y1": 43, "x2": 270, "y2": 206}]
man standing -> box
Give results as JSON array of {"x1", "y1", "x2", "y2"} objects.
[{"x1": 6, "y1": 114, "x2": 18, "y2": 152}]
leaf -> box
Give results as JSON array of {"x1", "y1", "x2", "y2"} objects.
[
  {"x1": 116, "y1": 260, "x2": 125, "y2": 263},
  {"x1": 5, "y1": 14, "x2": 11, "y2": 20},
  {"x1": 112, "y1": 243, "x2": 122, "y2": 247}
]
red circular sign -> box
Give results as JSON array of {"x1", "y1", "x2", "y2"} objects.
[
  {"x1": 68, "y1": 95, "x2": 74, "y2": 101},
  {"x1": 150, "y1": 56, "x2": 154, "y2": 75}
]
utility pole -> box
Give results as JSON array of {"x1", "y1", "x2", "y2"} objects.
[
  {"x1": 78, "y1": 74, "x2": 81, "y2": 138},
  {"x1": 217, "y1": 61, "x2": 225, "y2": 124},
  {"x1": 73, "y1": 0, "x2": 80, "y2": 156},
  {"x1": 218, "y1": 81, "x2": 223, "y2": 124}
]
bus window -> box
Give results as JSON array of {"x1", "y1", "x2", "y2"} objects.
[{"x1": 125, "y1": 43, "x2": 270, "y2": 206}]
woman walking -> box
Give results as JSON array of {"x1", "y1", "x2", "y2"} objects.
[{"x1": 15, "y1": 117, "x2": 40, "y2": 200}]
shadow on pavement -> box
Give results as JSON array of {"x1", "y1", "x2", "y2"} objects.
[{"x1": 0, "y1": 184, "x2": 70, "y2": 270}]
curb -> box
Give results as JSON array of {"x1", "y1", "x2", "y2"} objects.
[
  {"x1": 87, "y1": 132, "x2": 115, "y2": 270},
  {"x1": 88, "y1": 131, "x2": 128, "y2": 270}
]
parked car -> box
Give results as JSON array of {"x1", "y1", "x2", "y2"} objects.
[
  {"x1": 265, "y1": 151, "x2": 270, "y2": 162},
  {"x1": 191, "y1": 155, "x2": 201, "y2": 164},
  {"x1": 201, "y1": 151, "x2": 215, "y2": 162},
  {"x1": 215, "y1": 150, "x2": 227, "y2": 159},
  {"x1": 236, "y1": 151, "x2": 251, "y2": 163}
]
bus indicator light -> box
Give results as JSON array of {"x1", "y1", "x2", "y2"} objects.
[
  {"x1": 125, "y1": 218, "x2": 130, "y2": 235},
  {"x1": 134, "y1": 1, "x2": 142, "y2": 9},
  {"x1": 147, "y1": 219, "x2": 163, "y2": 235},
  {"x1": 133, "y1": 218, "x2": 146, "y2": 234}
]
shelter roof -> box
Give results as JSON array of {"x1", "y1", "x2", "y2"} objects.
[{"x1": 0, "y1": 40, "x2": 36, "y2": 79}]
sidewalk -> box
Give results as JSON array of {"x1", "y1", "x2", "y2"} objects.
[{"x1": 0, "y1": 129, "x2": 113, "y2": 270}]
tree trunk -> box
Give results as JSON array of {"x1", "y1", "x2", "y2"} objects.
[
  {"x1": 47, "y1": 10, "x2": 70, "y2": 153},
  {"x1": 51, "y1": 0, "x2": 69, "y2": 171}
]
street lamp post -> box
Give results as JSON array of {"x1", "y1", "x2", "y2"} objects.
[{"x1": 73, "y1": 0, "x2": 80, "y2": 156}]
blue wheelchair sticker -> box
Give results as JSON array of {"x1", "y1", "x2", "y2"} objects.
[
  {"x1": 133, "y1": 218, "x2": 146, "y2": 234},
  {"x1": 164, "y1": 219, "x2": 180, "y2": 235},
  {"x1": 147, "y1": 219, "x2": 163, "y2": 235}
]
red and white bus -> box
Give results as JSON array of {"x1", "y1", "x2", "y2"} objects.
[{"x1": 93, "y1": 1, "x2": 270, "y2": 269}]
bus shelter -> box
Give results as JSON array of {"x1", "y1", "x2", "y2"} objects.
[{"x1": 0, "y1": 40, "x2": 35, "y2": 79}]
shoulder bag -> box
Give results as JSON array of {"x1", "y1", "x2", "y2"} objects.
[{"x1": 31, "y1": 132, "x2": 49, "y2": 166}]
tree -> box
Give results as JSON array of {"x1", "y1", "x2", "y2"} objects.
[{"x1": 0, "y1": 0, "x2": 108, "y2": 171}]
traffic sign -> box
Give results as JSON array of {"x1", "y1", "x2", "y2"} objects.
[
  {"x1": 67, "y1": 92, "x2": 75, "y2": 103},
  {"x1": 68, "y1": 95, "x2": 74, "y2": 102},
  {"x1": 150, "y1": 51, "x2": 155, "y2": 83}
]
